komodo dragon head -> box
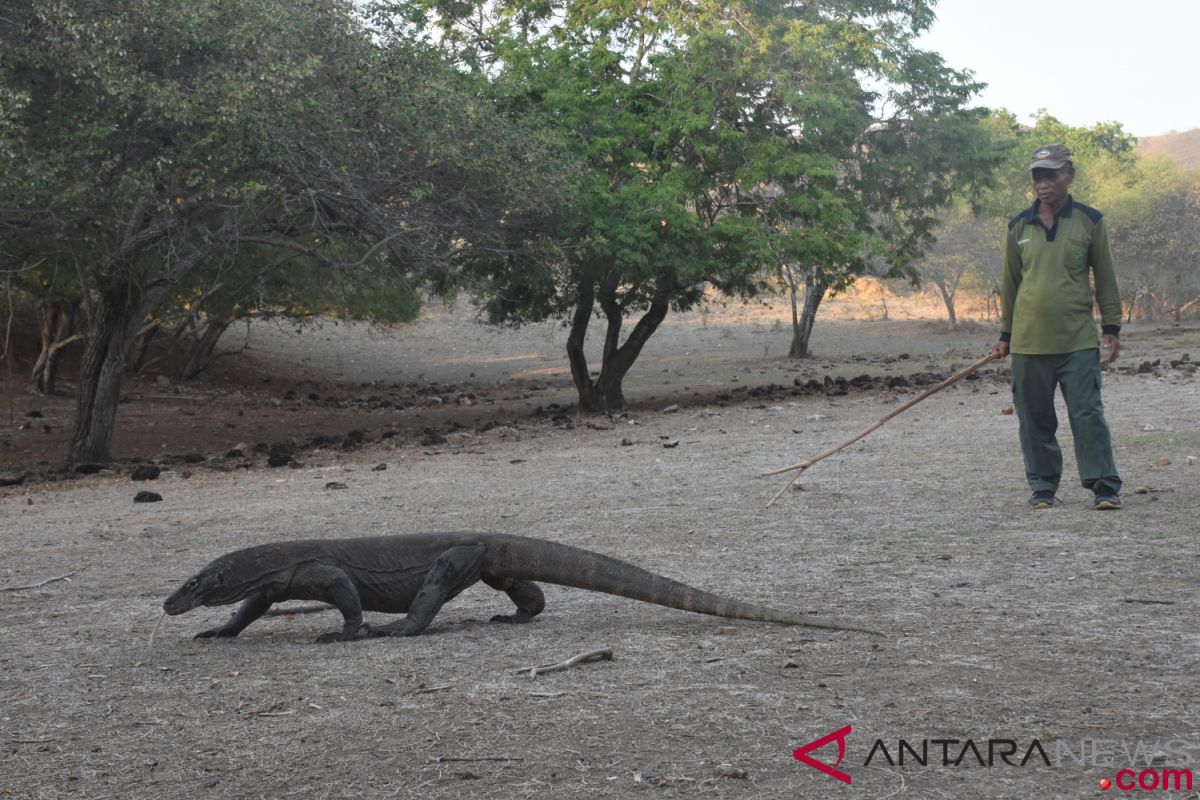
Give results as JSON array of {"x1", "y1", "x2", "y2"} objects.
[{"x1": 163, "y1": 556, "x2": 252, "y2": 615}]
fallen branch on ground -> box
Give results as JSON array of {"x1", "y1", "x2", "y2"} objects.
[
  {"x1": 515, "y1": 646, "x2": 614, "y2": 677},
  {"x1": 764, "y1": 352, "x2": 999, "y2": 508},
  {"x1": 1, "y1": 569, "x2": 81, "y2": 592}
]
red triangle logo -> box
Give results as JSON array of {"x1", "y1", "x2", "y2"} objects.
[{"x1": 793, "y1": 724, "x2": 853, "y2": 785}]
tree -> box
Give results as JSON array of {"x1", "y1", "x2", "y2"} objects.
[
  {"x1": 1, "y1": 0, "x2": 569, "y2": 463},
  {"x1": 380, "y1": 0, "x2": 1000, "y2": 404},
  {"x1": 1108, "y1": 165, "x2": 1200, "y2": 321}
]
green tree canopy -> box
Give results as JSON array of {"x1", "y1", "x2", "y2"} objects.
[
  {"x1": 375, "y1": 0, "x2": 1002, "y2": 405},
  {"x1": 1, "y1": 0, "x2": 571, "y2": 462}
]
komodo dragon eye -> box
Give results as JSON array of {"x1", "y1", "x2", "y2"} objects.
[{"x1": 185, "y1": 579, "x2": 199, "y2": 590}]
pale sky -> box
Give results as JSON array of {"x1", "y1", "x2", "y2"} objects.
[{"x1": 916, "y1": 0, "x2": 1200, "y2": 137}]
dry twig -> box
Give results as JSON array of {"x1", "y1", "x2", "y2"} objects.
[
  {"x1": 764, "y1": 353, "x2": 998, "y2": 507},
  {"x1": 1, "y1": 569, "x2": 81, "y2": 592},
  {"x1": 515, "y1": 646, "x2": 614, "y2": 677}
]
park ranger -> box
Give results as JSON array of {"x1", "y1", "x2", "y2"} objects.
[{"x1": 991, "y1": 143, "x2": 1124, "y2": 510}]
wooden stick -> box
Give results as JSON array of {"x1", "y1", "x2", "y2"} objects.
[
  {"x1": 765, "y1": 352, "x2": 999, "y2": 507},
  {"x1": 1, "y1": 569, "x2": 80, "y2": 592},
  {"x1": 515, "y1": 646, "x2": 614, "y2": 677}
]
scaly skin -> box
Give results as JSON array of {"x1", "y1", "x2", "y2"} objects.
[{"x1": 163, "y1": 532, "x2": 882, "y2": 643}]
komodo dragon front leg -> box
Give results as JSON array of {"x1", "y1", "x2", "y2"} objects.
[
  {"x1": 368, "y1": 544, "x2": 497, "y2": 638},
  {"x1": 195, "y1": 591, "x2": 275, "y2": 639}
]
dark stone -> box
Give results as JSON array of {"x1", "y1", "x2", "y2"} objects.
[
  {"x1": 0, "y1": 470, "x2": 25, "y2": 487},
  {"x1": 182, "y1": 453, "x2": 204, "y2": 464},
  {"x1": 74, "y1": 463, "x2": 104, "y2": 475},
  {"x1": 420, "y1": 429, "x2": 447, "y2": 446},
  {"x1": 130, "y1": 465, "x2": 161, "y2": 481},
  {"x1": 267, "y1": 443, "x2": 294, "y2": 467},
  {"x1": 886, "y1": 375, "x2": 911, "y2": 388},
  {"x1": 134, "y1": 490, "x2": 162, "y2": 503},
  {"x1": 24, "y1": 409, "x2": 43, "y2": 419},
  {"x1": 372, "y1": 463, "x2": 387, "y2": 471},
  {"x1": 324, "y1": 482, "x2": 348, "y2": 490}
]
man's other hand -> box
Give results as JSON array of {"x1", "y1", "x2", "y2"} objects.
[{"x1": 1103, "y1": 334, "x2": 1120, "y2": 363}]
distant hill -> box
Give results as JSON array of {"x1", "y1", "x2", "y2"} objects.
[{"x1": 1136, "y1": 128, "x2": 1200, "y2": 170}]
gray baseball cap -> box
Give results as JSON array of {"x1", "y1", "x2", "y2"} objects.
[{"x1": 1030, "y1": 143, "x2": 1073, "y2": 170}]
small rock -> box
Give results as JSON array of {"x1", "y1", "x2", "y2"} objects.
[
  {"x1": 324, "y1": 482, "x2": 348, "y2": 491},
  {"x1": 661, "y1": 404, "x2": 679, "y2": 414},
  {"x1": 372, "y1": 463, "x2": 387, "y2": 471},
  {"x1": 1134, "y1": 486, "x2": 1151, "y2": 494},
  {"x1": 1000, "y1": 404, "x2": 1015, "y2": 415},
  {"x1": 134, "y1": 490, "x2": 162, "y2": 503},
  {"x1": 267, "y1": 452, "x2": 292, "y2": 467},
  {"x1": 0, "y1": 470, "x2": 25, "y2": 487},
  {"x1": 129, "y1": 466, "x2": 160, "y2": 482},
  {"x1": 74, "y1": 463, "x2": 104, "y2": 475},
  {"x1": 1155, "y1": 457, "x2": 1172, "y2": 467},
  {"x1": 712, "y1": 765, "x2": 750, "y2": 780},
  {"x1": 662, "y1": 441, "x2": 679, "y2": 449},
  {"x1": 716, "y1": 626, "x2": 738, "y2": 635},
  {"x1": 420, "y1": 430, "x2": 447, "y2": 446},
  {"x1": 24, "y1": 409, "x2": 43, "y2": 419}
]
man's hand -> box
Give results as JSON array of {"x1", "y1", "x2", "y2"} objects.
[
  {"x1": 991, "y1": 340, "x2": 1010, "y2": 359},
  {"x1": 1102, "y1": 334, "x2": 1120, "y2": 363}
]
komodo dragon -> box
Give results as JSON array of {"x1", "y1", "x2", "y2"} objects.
[{"x1": 163, "y1": 532, "x2": 880, "y2": 642}]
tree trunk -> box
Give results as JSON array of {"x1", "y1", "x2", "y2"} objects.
[
  {"x1": 129, "y1": 318, "x2": 162, "y2": 375},
  {"x1": 31, "y1": 298, "x2": 84, "y2": 395},
  {"x1": 68, "y1": 298, "x2": 141, "y2": 465},
  {"x1": 175, "y1": 315, "x2": 233, "y2": 379},
  {"x1": 784, "y1": 266, "x2": 801, "y2": 350},
  {"x1": 566, "y1": 280, "x2": 604, "y2": 412},
  {"x1": 933, "y1": 277, "x2": 958, "y2": 326},
  {"x1": 789, "y1": 270, "x2": 827, "y2": 358},
  {"x1": 565, "y1": 275, "x2": 673, "y2": 413}
]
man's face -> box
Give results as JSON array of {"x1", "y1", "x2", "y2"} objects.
[{"x1": 1031, "y1": 166, "x2": 1074, "y2": 208}]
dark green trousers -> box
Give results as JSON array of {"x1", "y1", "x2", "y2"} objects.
[{"x1": 1011, "y1": 348, "x2": 1121, "y2": 496}]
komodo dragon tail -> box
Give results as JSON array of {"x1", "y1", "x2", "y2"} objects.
[{"x1": 484, "y1": 534, "x2": 882, "y2": 636}]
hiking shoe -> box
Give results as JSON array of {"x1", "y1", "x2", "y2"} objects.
[
  {"x1": 1094, "y1": 494, "x2": 1122, "y2": 510},
  {"x1": 1028, "y1": 491, "x2": 1056, "y2": 509}
]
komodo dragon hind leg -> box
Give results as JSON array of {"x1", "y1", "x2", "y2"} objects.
[
  {"x1": 481, "y1": 574, "x2": 545, "y2": 624},
  {"x1": 368, "y1": 544, "x2": 487, "y2": 638}
]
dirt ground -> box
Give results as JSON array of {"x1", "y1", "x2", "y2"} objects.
[{"x1": 2, "y1": 297, "x2": 1199, "y2": 800}]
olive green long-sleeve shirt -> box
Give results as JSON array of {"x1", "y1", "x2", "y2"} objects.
[{"x1": 1000, "y1": 197, "x2": 1122, "y2": 355}]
